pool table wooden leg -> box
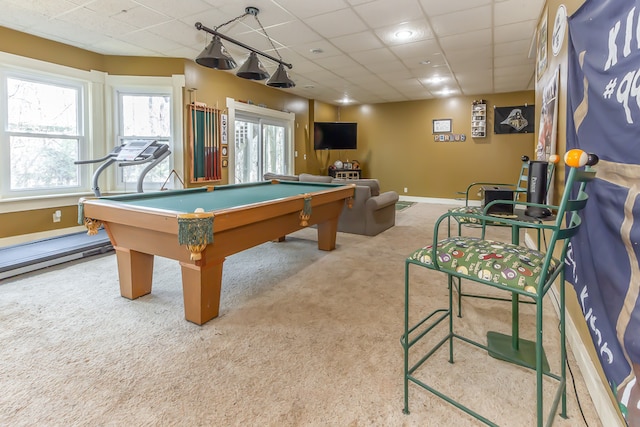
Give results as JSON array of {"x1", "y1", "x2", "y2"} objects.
[
  {"x1": 115, "y1": 247, "x2": 154, "y2": 299},
  {"x1": 317, "y1": 217, "x2": 339, "y2": 251},
  {"x1": 180, "y1": 258, "x2": 224, "y2": 325}
]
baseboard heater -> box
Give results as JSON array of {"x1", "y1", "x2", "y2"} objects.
[{"x1": 0, "y1": 229, "x2": 113, "y2": 281}]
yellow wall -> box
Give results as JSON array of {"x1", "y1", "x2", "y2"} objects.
[{"x1": 337, "y1": 93, "x2": 535, "y2": 197}]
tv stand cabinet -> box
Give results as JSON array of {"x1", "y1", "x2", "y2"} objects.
[{"x1": 329, "y1": 169, "x2": 361, "y2": 180}]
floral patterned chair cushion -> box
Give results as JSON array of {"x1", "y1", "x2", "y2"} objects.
[
  {"x1": 407, "y1": 236, "x2": 560, "y2": 295},
  {"x1": 448, "y1": 206, "x2": 484, "y2": 225}
]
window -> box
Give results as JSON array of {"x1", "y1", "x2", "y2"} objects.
[
  {"x1": 0, "y1": 54, "x2": 184, "y2": 204},
  {"x1": 115, "y1": 90, "x2": 172, "y2": 191},
  {"x1": 2, "y1": 72, "x2": 86, "y2": 196}
]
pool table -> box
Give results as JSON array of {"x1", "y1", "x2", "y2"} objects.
[{"x1": 78, "y1": 180, "x2": 355, "y2": 325}]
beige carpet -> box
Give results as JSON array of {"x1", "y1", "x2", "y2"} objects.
[{"x1": 0, "y1": 203, "x2": 602, "y2": 426}]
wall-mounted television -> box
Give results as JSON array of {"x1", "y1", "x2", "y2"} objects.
[{"x1": 313, "y1": 122, "x2": 357, "y2": 150}]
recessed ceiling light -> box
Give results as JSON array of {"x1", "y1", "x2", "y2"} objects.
[
  {"x1": 310, "y1": 48, "x2": 324, "y2": 54},
  {"x1": 394, "y1": 30, "x2": 413, "y2": 40},
  {"x1": 419, "y1": 60, "x2": 431, "y2": 65}
]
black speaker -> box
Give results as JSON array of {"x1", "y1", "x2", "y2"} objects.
[
  {"x1": 525, "y1": 160, "x2": 551, "y2": 218},
  {"x1": 482, "y1": 186, "x2": 514, "y2": 215}
]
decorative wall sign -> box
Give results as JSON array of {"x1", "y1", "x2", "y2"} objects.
[
  {"x1": 221, "y1": 146, "x2": 228, "y2": 157},
  {"x1": 433, "y1": 133, "x2": 466, "y2": 142},
  {"x1": 494, "y1": 105, "x2": 535, "y2": 133},
  {"x1": 551, "y1": 5, "x2": 567, "y2": 56},
  {"x1": 221, "y1": 113, "x2": 228, "y2": 145},
  {"x1": 432, "y1": 119, "x2": 452, "y2": 133}
]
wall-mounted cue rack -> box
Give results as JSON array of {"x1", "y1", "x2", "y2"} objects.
[{"x1": 188, "y1": 103, "x2": 222, "y2": 182}]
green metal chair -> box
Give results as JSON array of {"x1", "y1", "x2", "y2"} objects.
[
  {"x1": 401, "y1": 149, "x2": 598, "y2": 426},
  {"x1": 448, "y1": 155, "x2": 558, "y2": 237},
  {"x1": 448, "y1": 155, "x2": 559, "y2": 316}
]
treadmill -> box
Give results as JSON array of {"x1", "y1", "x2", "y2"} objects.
[{"x1": 1, "y1": 140, "x2": 171, "y2": 280}]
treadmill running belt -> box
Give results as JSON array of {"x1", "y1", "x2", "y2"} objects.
[{"x1": 0, "y1": 229, "x2": 113, "y2": 280}]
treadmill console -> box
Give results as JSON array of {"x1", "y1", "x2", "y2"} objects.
[{"x1": 115, "y1": 140, "x2": 155, "y2": 161}]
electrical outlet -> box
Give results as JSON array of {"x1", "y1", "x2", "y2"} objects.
[
  {"x1": 53, "y1": 210, "x2": 61, "y2": 223},
  {"x1": 404, "y1": 187, "x2": 408, "y2": 193}
]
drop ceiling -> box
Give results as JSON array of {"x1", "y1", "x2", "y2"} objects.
[{"x1": 0, "y1": 0, "x2": 546, "y2": 105}]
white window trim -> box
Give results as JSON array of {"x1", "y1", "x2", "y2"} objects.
[
  {"x1": 0, "y1": 54, "x2": 104, "y2": 202},
  {"x1": 104, "y1": 74, "x2": 185, "y2": 194},
  {"x1": 226, "y1": 97, "x2": 295, "y2": 184}
]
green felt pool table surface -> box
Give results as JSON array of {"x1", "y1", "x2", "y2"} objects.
[{"x1": 97, "y1": 181, "x2": 347, "y2": 213}]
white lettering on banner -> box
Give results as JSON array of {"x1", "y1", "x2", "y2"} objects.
[
  {"x1": 603, "y1": 7, "x2": 640, "y2": 124},
  {"x1": 605, "y1": 20, "x2": 621, "y2": 71},
  {"x1": 567, "y1": 244, "x2": 614, "y2": 364}
]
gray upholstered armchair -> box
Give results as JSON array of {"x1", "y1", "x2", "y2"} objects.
[{"x1": 331, "y1": 178, "x2": 399, "y2": 236}]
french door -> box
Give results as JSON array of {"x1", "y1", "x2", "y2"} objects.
[{"x1": 234, "y1": 115, "x2": 289, "y2": 183}]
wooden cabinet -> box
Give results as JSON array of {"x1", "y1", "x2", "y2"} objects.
[
  {"x1": 329, "y1": 168, "x2": 361, "y2": 180},
  {"x1": 471, "y1": 100, "x2": 487, "y2": 138}
]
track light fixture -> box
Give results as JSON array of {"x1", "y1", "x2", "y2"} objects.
[{"x1": 194, "y1": 7, "x2": 295, "y2": 88}]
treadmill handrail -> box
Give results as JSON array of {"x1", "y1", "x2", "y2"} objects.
[
  {"x1": 76, "y1": 141, "x2": 171, "y2": 196},
  {"x1": 74, "y1": 153, "x2": 116, "y2": 165}
]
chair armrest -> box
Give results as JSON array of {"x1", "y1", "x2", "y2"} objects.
[
  {"x1": 483, "y1": 199, "x2": 559, "y2": 215},
  {"x1": 366, "y1": 191, "x2": 399, "y2": 210}
]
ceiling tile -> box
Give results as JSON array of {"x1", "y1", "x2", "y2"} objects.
[
  {"x1": 439, "y1": 28, "x2": 491, "y2": 52},
  {"x1": 57, "y1": 7, "x2": 138, "y2": 38},
  {"x1": 353, "y1": 0, "x2": 424, "y2": 28},
  {"x1": 494, "y1": 0, "x2": 545, "y2": 26},
  {"x1": 418, "y1": 0, "x2": 490, "y2": 17},
  {"x1": 494, "y1": 21, "x2": 537, "y2": 44},
  {"x1": 135, "y1": 0, "x2": 212, "y2": 19},
  {"x1": 262, "y1": 21, "x2": 323, "y2": 47},
  {"x1": 430, "y1": 6, "x2": 491, "y2": 38},
  {"x1": 4, "y1": 0, "x2": 80, "y2": 18},
  {"x1": 305, "y1": 8, "x2": 368, "y2": 38},
  {"x1": 494, "y1": 39, "x2": 532, "y2": 57},
  {"x1": 271, "y1": 0, "x2": 351, "y2": 19},
  {"x1": 330, "y1": 31, "x2": 384, "y2": 53}
]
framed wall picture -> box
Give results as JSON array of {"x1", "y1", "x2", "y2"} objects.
[
  {"x1": 221, "y1": 146, "x2": 228, "y2": 157},
  {"x1": 433, "y1": 119, "x2": 452, "y2": 133},
  {"x1": 222, "y1": 159, "x2": 228, "y2": 167}
]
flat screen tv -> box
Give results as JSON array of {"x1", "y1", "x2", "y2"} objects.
[{"x1": 313, "y1": 122, "x2": 357, "y2": 150}]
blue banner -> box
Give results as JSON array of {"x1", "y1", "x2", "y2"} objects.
[{"x1": 567, "y1": 1, "x2": 640, "y2": 423}]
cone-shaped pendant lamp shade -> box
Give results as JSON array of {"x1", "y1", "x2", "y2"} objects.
[
  {"x1": 195, "y1": 36, "x2": 237, "y2": 70},
  {"x1": 266, "y1": 64, "x2": 296, "y2": 88},
  {"x1": 236, "y1": 52, "x2": 270, "y2": 80}
]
